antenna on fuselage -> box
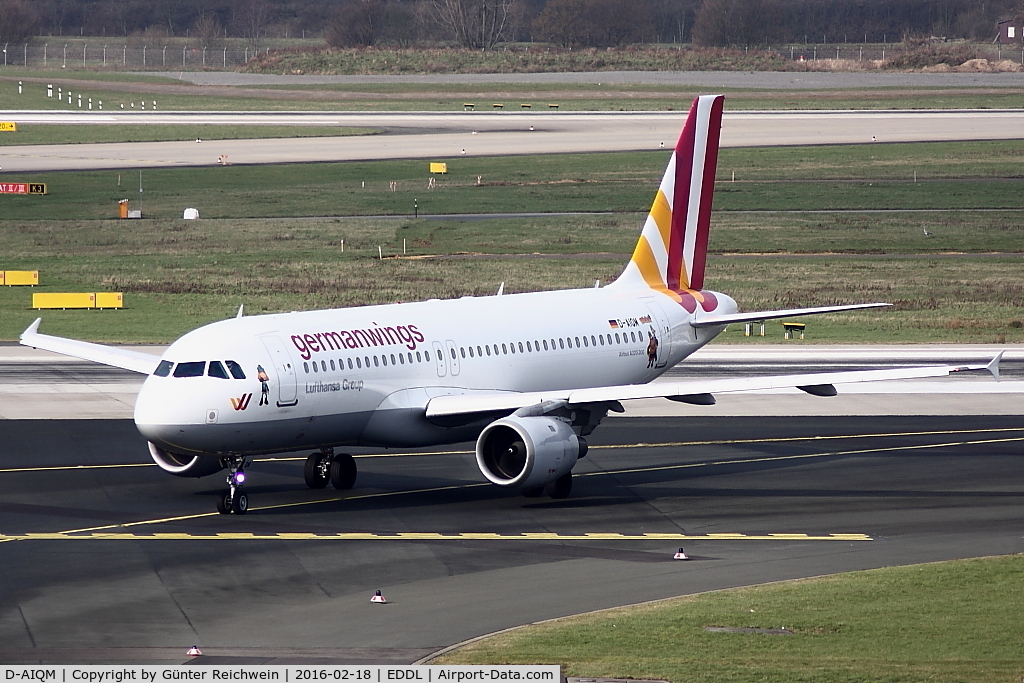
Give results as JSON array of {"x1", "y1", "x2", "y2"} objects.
[
  {"x1": 496, "y1": 282, "x2": 504, "y2": 296},
  {"x1": 236, "y1": 304, "x2": 244, "y2": 318}
]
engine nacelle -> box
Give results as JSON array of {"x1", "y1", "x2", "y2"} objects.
[
  {"x1": 476, "y1": 416, "x2": 582, "y2": 490},
  {"x1": 148, "y1": 442, "x2": 224, "y2": 478}
]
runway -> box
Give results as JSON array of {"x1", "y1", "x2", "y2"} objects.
[
  {"x1": 1, "y1": 414, "x2": 1022, "y2": 664},
  {"x1": 4, "y1": 109, "x2": 1024, "y2": 173}
]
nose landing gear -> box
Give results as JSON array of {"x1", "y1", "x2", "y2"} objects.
[{"x1": 216, "y1": 455, "x2": 251, "y2": 515}]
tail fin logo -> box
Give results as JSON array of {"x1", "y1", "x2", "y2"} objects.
[
  {"x1": 613, "y1": 95, "x2": 724, "y2": 313},
  {"x1": 230, "y1": 393, "x2": 252, "y2": 411}
]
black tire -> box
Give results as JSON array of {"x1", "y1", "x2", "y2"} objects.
[
  {"x1": 521, "y1": 487, "x2": 544, "y2": 498},
  {"x1": 545, "y1": 472, "x2": 572, "y2": 499},
  {"x1": 330, "y1": 453, "x2": 357, "y2": 490},
  {"x1": 231, "y1": 491, "x2": 248, "y2": 515},
  {"x1": 303, "y1": 453, "x2": 330, "y2": 489},
  {"x1": 216, "y1": 491, "x2": 231, "y2": 514}
]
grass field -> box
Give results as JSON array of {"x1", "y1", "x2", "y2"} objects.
[
  {"x1": 0, "y1": 124, "x2": 379, "y2": 145},
  {"x1": 4, "y1": 73, "x2": 1024, "y2": 112},
  {"x1": 434, "y1": 554, "x2": 1024, "y2": 683},
  {"x1": 2, "y1": 140, "x2": 1021, "y2": 343},
  {"x1": 3, "y1": 140, "x2": 1024, "y2": 221}
]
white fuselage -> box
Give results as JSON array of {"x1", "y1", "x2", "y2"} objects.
[{"x1": 134, "y1": 285, "x2": 736, "y2": 456}]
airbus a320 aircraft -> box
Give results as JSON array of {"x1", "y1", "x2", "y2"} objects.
[{"x1": 21, "y1": 95, "x2": 1001, "y2": 514}]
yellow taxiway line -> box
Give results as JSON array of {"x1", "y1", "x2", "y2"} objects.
[{"x1": 0, "y1": 532, "x2": 872, "y2": 542}]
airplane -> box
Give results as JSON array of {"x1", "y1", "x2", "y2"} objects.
[{"x1": 20, "y1": 95, "x2": 1001, "y2": 515}]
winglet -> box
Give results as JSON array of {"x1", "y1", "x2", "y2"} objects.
[
  {"x1": 986, "y1": 350, "x2": 1003, "y2": 382},
  {"x1": 236, "y1": 304, "x2": 244, "y2": 319},
  {"x1": 21, "y1": 317, "x2": 42, "y2": 341}
]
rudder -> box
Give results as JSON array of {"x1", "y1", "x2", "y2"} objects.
[{"x1": 612, "y1": 95, "x2": 724, "y2": 309}]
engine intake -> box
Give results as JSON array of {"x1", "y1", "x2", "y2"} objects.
[
  {"x1": 148, "y1": 442, "x2": 224, "y2": 478},
  {"x1": 476, "y1": 416, "x2": 582, "y2": 490}
]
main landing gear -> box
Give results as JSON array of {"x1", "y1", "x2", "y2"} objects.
[
  {"x1": 303, "y1": 448, "x2": 357, "y2": 490},
  {"x1": 216, "y1": 455, "x2": 251, "y2": 515}
]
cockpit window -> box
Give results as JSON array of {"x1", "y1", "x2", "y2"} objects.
[
  {"x1": 207, "y1": 361, "x2": 229, "y2": 379},
  {"x1": 225, "y1": 360, "x2": 246, "y2": 379},
  {"x1": 154, "y1": 360, "x2": 173, "y2": 377},
  {"x1": 173, "y1": 361, "x2": 206, "y2": 378}
]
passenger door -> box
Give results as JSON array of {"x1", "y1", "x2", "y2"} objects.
[
  {"x1": 260, "y1": 335, "x2": 298, "y2": 406},
  {"x1": 446, "y1": 340, "x2": 461, "y2": 376},
  {"x1": 432, "y1": 341, "x2": 447, "y2": 377}
]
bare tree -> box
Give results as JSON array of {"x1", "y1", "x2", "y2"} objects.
[
  {"x1": 0, "y1": 0, "x2": 39, "y2": 43},
  {"x1": 429, "y1": 0, "x2": 514, "y2": 49},
  {"x1": 532, "y1": 0, "x2": 589, "y2": 47},
  {"x1": 235, "y1": 0, "x2": 273, "y2": 53}
]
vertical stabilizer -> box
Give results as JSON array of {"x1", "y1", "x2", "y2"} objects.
[{"x1": 611, "y1": 95, "x2": 724, "y2": 311}]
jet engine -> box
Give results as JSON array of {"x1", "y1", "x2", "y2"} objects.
[
  {"x1": 476, "y1": 416, "x2": 585, "y2": 490},
  {"x1": 148, "y1": 442, "x2": 224, "y2": 478}
]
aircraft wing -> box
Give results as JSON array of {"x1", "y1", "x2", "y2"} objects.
[
  {"x1": 425, "y1": 353, "x2": 1002, "y2": 420},
  {"x1": 19, "y1": 318, "x2": 160, "y2": 375},
  {"x1": 690, "y1": 303, "x2": 890, "y2": 328}
]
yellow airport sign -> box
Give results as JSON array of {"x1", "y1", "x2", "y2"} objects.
[
  {"x1": 33, "y1": 293, "x2": 96, "y2": 309},
  {"x1": 429, "y1": 162, "x2": 448, "y2": 174},
  {"x1": 0, "y1": 183, "x2": 47, "y2": 195},
  {"x1": 0, "y1": 122, "x2": 16, "y2": 132},
  {"x1": 95, "y1": 292, "x2": 124, "y2": 309},
  {"x1": 4, "y1": 270, "x2": 39, "y2": 286}
]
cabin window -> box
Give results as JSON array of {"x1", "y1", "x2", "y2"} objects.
[
  {"x1": 355, "y1": 357, "x2": 362, "y2": 369},
  {"x1": 476, "y1": 346, "x2": 482, "y2": 357},
  {"x1": 391, "y1": 353, "x2": 397, "y2": 365},
  {"x1": 225, "y1": 360, "x2": 246, "y2": 379},
  {"x1": 469, "y1": 347, "x2": 475, "y2": 358},
  {"x1": 518, "y1": 342, "x2": 524, "y2": 353},
  {"x1": 425, "y1": 351, "x2": 430, "y2": 362},
  {"x1": 485, "y1": 345, "x2": 491, "y2": 356},
  {"x1": 460, "y1": 347, "x2": 466, "y2": 358},
  {"x1": 207, "y1": 361, "x2": 229, "y2": 379},
  {"x1": 528, "y1": 341, "x2": 534, "y2": 352},
  {"x1": 154, "y1": 360, "x2": 173, "y2": 377},
  {"x1": 542, "y1": 340, "x2": 548, "y2": 351},
  {"x1": 615, "y1": 333, "x2": 621, "y2": 343},
  {"x1": 330, "y1": 359, "x2": 336, "y2": 371},
  {"x1": 501, "y1": 343, "x2": 507, "y2": 354},
  {"x1": 450, "y1": 348, "x2": 456, "y2": 360},
  {"x1": 599, "y1": 336, "x2": 605, "y2": 346},
  {"x1": 399, "y1": 353, "x2": 405, "y2": 365},
  {"x1": 173, "y1": 361, "x2": 205, "y2": 378},
  {"x1": 416, "y1": 352, "x2": 422, "y2": 363},
  {"x1": 364, "y1": 356, "x2": 370, "y2": 367},
  {"x1": 382, "y1": 355, "x2": 388, "y2": 366},
  {"x1": 582, "y1": 336, "x2": 588, "y2": 348},
  {"x1": 303, "y1": 362, "x2": 309, "y2": 373},
  {"x1": 312, "y1": 362, "x2": 318, "y2": 373},
  {"x1": 575, "y1": 336, "x2": 581, "y2": 347},
  {"x1": 558, "y1": 338, "x2": 565, "y2": 349},
  {"x1": 493, "y1": 344, "x2": 499, "y2": 355},
  {"x1": 321, "y1": 360, "x2": 327, "y2": 372},
  {"x1": 591, "y1": 335, "x2": 597, "y2": 346},
  {"x1": 373, "y1": 356, "x2": 379, "y2": 367}
]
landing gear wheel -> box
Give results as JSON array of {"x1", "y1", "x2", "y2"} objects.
[
  {"x1": 217, "y1": 491, "x2": 231, "y2": 514},
  {"x1": 330, "y1": 453, "x2": 357, "y2": 490},
  {"x1": 303, "y1": 452, "x2": 331, "y2": 489},
  {"x1": 545, "y1": 472, "x2": 573, "y2": 499},
  {"x1": 231, "y1": 491, "x2": 248, "y2": 515},
  {"x1": 521, "y1": 487, "x2": 544, "y2": 498}
]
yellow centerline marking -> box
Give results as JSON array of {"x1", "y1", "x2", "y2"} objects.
[
  {"x1": 5, "y1": 431, "x2": 1019, "y2": 541},
  {"x1": 0, "y1": 532, "x2": 872, "y2": 542},
  {"x1": 3, "y1": 427, "x2": 1022, "y2": 475}
]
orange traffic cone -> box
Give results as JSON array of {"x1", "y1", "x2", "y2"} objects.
[
  {"x1": 673, "y1": 547, "x2": 689, "y2": 560},
  {"x1": 371, "y1": 590, "x2": 387, "y2": 604},
  {"x1": 186, "y1": 646, "x2": 203, "y2": 657}
]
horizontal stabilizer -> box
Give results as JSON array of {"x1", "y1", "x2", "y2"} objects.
[
  {"x1": 690, "y1": 303, "x2": 890, "y2": 328},
  {"x1": 20, "y1": 318, "x2": 160, "y2": 375}
]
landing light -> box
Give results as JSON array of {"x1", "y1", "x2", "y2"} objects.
[{"x1": 233, "y1": 472, "x2": 246, "y2": 485}]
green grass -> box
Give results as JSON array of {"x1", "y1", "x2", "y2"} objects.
[
  {"x1": 3, "y1": 139, "x2": 1023, "y2": 343},
  {"x1": 3, "y1": 215, "x2": 1022, "y2": 344},
  {"x1": 3, "y1": 140, "x2": 1024, "y2": 221},
  {"x1": 4, "y1": 73, "x2": 1024, "y2": 112},
  {"x1": 435, "y1": 554, "x2": 1024, "y2": 683},
  {"x1": 0, "y1": 124, "x2": 379, "y2": 145}
]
